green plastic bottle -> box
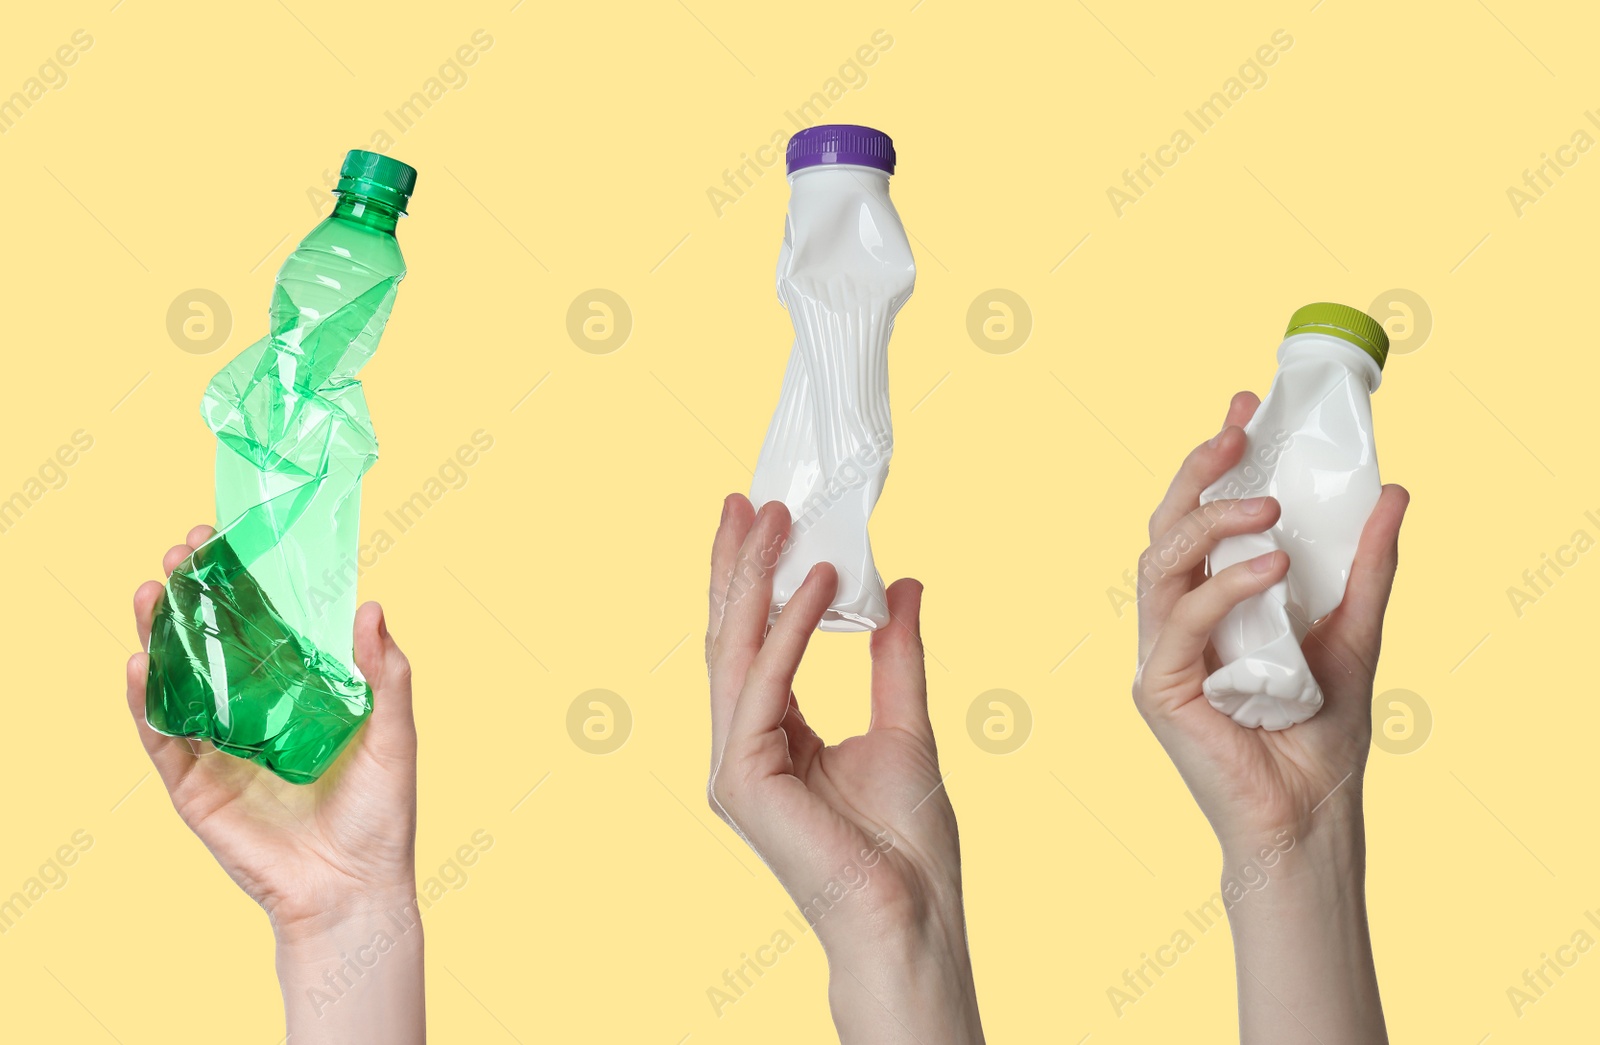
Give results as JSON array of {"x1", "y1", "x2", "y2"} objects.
[{"x1": 146, "y1": 150, "x2": 417, "y2": 784}]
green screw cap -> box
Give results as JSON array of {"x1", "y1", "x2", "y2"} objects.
[
  {"x1": 336, "y1": 149, "x2": 417, "y2": 214},
  {"x1": 1284, "y1": 302, "x2": 1388, "y2": 369}
]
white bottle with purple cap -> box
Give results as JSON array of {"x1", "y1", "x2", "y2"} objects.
[{"x1": 751, "y1": 124, "x2": 914, "y2": 631}]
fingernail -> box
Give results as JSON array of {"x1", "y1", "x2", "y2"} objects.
[
  {"x1": 720, "y1": 497, "x2": 731, "y2": 524},
  {"x1": 1239, "y1": 497, "x2": 1267, "y2": 515},
  {"x1": 1207, "y1": 433, "x2": 1221, "y2": 449},
  {"x1": 1249, "y1": 552, "x2": 1279, "y2": 574}
]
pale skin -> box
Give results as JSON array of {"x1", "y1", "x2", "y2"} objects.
[
  {"x1": 705, "y1": 495, "x2": 985, "y2": 1044},
  {"x1": 1134, "y1": 392, "x2": 1408, "y2": 1044},
  {"x1": 126, "y1": 524, "x2": 426, "y2": 1044}
]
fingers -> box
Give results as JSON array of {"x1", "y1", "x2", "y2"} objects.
[
  {"x1": 706, "y1": 494, "x2": 756, "y2": 661},
  {"x1": 869, "y1": 578, "x2": 933, "y2": 742},
  {"x1": 354, "y1": 601, "x2": 416, "y2": 766},
  {"x1": 708, "y1": 502, "x2": 792, "y2": 726},
  {"x1": 132, "y1": 530, "x2": 213, "y2": 790},
  {"x1": 1138, "y1": 551, "x2": 1289, "y2": 715},
  {"x1": 134, "y1": 579, "x2": 163, "y2": 650},
  {"x1": 162, "y1": 544, "x2": 192, "y2": 577},
  {"x1": 726, "y1": 563, "x2": 837, "y2": 746},
  {"x1": 124, "y1": 652, "x2": 195, "y2": 792},
  {"x1": 1147, "y1": 404, "x2": 1256, "y2": 541},
  {"x1": 1319, "y1": 484, "x2": 1410, "y2": 664},
  {"x1": 161, "y1": 524, "x2": 215, "y2": 578},
  {"x1": 777, "y1": 693, "x2": 824, "y2": 778},
  {"x1": 1136, "y1": 497, "x2": 1280, "y2": 658},
  {"x1": 1141, "y1": 497, "x2": 1279, "y2": 590},
  {"x1": 1221, "y1": 389, "x2": 1260, "y2": 430},
  {"x1": 146, "y1": 521, "x2": 211, "y2": 651}
]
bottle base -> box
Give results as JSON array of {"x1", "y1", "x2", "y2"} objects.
[{"x1": 144, "y1": 534, "x2": 372, "y2": 785}]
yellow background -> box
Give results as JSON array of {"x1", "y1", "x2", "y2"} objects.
[{"x1": 0, "y1": 0, "x2": 1594, "y2": 1040}]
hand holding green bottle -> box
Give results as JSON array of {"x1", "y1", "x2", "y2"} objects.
[{"x1": 127, "y1": 523, "x2": 424, "y2": 1041}]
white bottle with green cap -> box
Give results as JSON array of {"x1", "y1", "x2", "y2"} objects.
[{"x1": 1200, "y1": 303, "x2": 1389, "y2": 730}]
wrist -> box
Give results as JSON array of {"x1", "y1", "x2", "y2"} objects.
[
  {"x1": 274, "y1": 887, "x2": 425, "y2": 976},
  {"x1": 274, "y1": 888, "x2": 427, "y2": 1044},
  {"x1": 1220, "y1": 792, "x2": 1385, "y2": 1043},
  {"x1": 1217, "y1": 784, "x2": 1366, "y2": 903},
  {"x1": 271, "y1": 883, "x2": 421, "y2": 949},
  {"x1": 824, "y1": 900, "x2": 983, "y2": 1044}
]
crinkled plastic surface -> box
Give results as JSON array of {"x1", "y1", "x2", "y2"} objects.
[
  {"x1": 1200, "y1": 334, "x2": 1382, "y2": 731},
  {"x1": 146, "y1": 196, "x2": 407, "y2": 783},
  {"x1": 750, "y1": 163, "x2": 915, "y2": 631}
]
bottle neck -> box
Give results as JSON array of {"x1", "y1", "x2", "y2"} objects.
[
  {"x1": 789, "y1": 164, "x2": 891, "y2": 184},
  {"x1": 332, "y1": 193, "x2": 401, "y2": 234},
  {"x1": 787, "y1": 164, "x2": 893, "y2": 205},
  {"x1": 1277, "y1": 334, "x2": 1383, "y2": 393}
]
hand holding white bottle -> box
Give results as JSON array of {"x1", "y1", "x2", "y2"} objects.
[
  {"x1": 1201, "y1": 303, "x2": 1389, "y2": 730},
  {"x1": 750, "y1": 124, "x2": 914, "y2": 631}
]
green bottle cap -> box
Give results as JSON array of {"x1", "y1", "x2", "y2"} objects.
[
  {"x1": 1283, "y1": 302, "x2": 1388, "y2": 369},
  {"x1": 336, "y1": 150, "x2": 417, "y2": 214}
]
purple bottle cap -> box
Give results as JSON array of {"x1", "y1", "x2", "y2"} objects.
[{"x1": 786, "y1": 124, "x2": 896, "y2": 176}]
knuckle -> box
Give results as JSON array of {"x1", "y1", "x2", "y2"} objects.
[
  {"x1": 1130, "y1": 677, "x2": 1147, "y2": 710},
  {"x1": 1167, "y1": 588, "x2": 1203, "y2": 630},
  {"x1": 1177, "y1": 508, "x2": 1214, "y2": 549},
  {"x1": 1130, "y1": 688, "x2": 1157, "y2": 725},
  {"x1": 1143, "y1": 533, "x2": 1190, "y2": 588},
  {"x1": 707, "y1": 773, "x2": 736, "y2": 822}
]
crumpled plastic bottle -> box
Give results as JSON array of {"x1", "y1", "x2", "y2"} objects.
[
  {"x1": 750, "y1": 125, "x2": 914, "y2": 631},
  {"x1": 1200, "y1": 303, "x2": 1388, "y2": 731},
  {"x1": 145, "y1": 150, "x2": 417, "y2": 783}
]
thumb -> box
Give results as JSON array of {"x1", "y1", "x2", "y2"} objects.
[
  {"x1": 869, "y1": 579, "x2": 934, "y2": 742},
  {"x1": 354, "y1": 601, "x2": 415, "y2": 762},
  {"x1": 1323, "y1": 484, "x2": 1409, "y2": 665}
]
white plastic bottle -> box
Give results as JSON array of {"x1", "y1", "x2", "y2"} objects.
[
  {"x1": 1200, "y1": 303, "x2": 1389, "y2": 730},
  {"x1": 751, "y1": 124, "x2": 914, "y2": 631}
]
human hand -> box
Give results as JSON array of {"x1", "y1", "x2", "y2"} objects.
[
  {"x1": 1132, "y1": 393, "x2": 1405, "y2": 1043},
  {"x1": 705, "y1": 496, "x2": 983, "y2": 1045},
  {"x1": 127, "y1": 523, "x2": 424, "y2": 1042},
  {"x1": 1133, "y1": 392, "x2": 1408, "y2": 856}
]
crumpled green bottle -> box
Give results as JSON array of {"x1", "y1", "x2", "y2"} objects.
[{"x1": 146, "y1": 150, "x2": 417, "y2": 784}]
